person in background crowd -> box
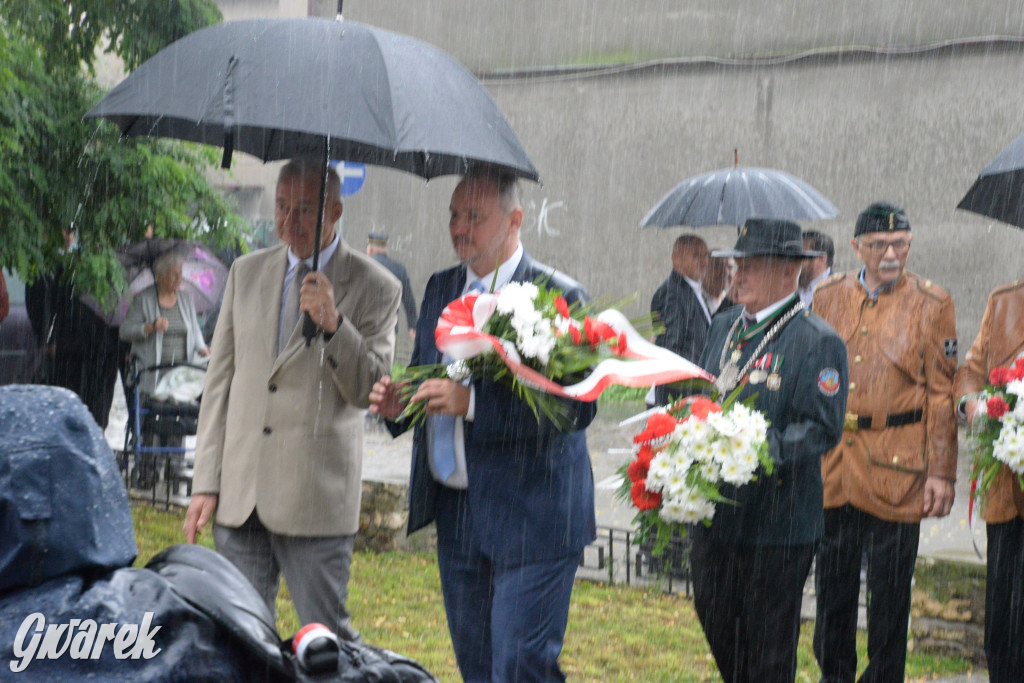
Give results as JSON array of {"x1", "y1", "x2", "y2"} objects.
[
  {"x1": 702, "y1": 251, "x2": 736, "y2": 316},
  {"x1": 692, "y1": 218, "x2": 847, "y2": 682},
  {"x1": 953, "y1": 279, "x2": 1024, "y2": 683},
  {"x1": 369, "y1": 166, "x2": 596, "y2": 682},
  {"x1": 798, "y1": 230, "x2": 834, "y2": 309},
  {"x1": 367, "y1": 232, "x2": 418, "y2": 341},
  {"x1": 812, "y1": 202, "x2": 958, "y2": 682},
  {"x1": 120, "y1": 251, "x2": 210, "y2": 488},
  {"x1": 25, "y1": 230, "x2": 121, "y2": 429},
  {"x1": 183, "y1": 158, "x2": 400, "y2": 641},
  {"x1": 651, "y1": 234, "x2": 712, "y2": 404}
]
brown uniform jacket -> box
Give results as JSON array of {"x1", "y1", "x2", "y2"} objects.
[
  {"x1": 952, "y1": 280, "x2": 1024, "y2": 523},
  {"x1": 813, "y1": 270, "x2": 958, "y2": 522}
]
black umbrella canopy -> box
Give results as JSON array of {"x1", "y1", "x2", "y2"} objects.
[
  {"x1": 640, "y1": 166, "x2": 838, "y2": 228},
  {"x1": 84, "y1": 17, "x2": 539, "y2": 182},
  {"x1": 957, "y1": 131, "x2": 1024, "y2": 229}
]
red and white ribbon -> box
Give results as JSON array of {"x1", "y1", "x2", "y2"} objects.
[{"x1": 434, "y1": 292, "x2": 713, "y2": 402}]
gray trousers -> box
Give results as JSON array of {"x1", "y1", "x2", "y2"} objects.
[{"x1": 213, "y1": 511, "x2": 359, "y2": 641}]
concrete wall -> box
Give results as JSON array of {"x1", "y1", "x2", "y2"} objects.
[{"x1": 211, "y1": 1, "x2": 1024, "y2": 346}]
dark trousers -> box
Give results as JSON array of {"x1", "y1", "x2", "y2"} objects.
[
  {"x1": 813, "y1": 504, "x2": 919, "y2": 683},
  {"x1": 435, "y1": 487, "x2": 579, "y2": 683},
  {"x1": 986, "y1": 518, "x2": 1024, "y2": 683},
  {"x1": 690, "y1": 534, "x2": 815, "y2": 683}
]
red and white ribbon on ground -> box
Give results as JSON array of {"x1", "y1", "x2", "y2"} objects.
[{"x1": 435, "y1": 293, "x2": 713, "y2": 402}]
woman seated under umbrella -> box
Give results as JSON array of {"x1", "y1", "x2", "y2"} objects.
[{"x1": 119, "y1": 252, "x2": 209, "y2": 488}]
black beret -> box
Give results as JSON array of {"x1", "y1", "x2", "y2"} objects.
[{"x1": 855, "y1": 202, "x2": 910, "y2": 237}]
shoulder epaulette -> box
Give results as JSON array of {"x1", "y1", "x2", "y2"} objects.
[
  {"x1": 910, "y1": 272, "x2": 950, "y2": 302},
  {"x1": 990, "y1": 280, "x2": 1024, "y2": 297},
  {"x1": 814, "y1": 271, "x2": 847, "y2": 292}
]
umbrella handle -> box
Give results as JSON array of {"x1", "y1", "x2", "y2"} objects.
[{"x1": 302, "y1": 313, "x2": 318, "y2": 346}]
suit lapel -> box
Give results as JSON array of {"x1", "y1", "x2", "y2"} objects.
[{"x1": 260, "y1": 247, "x2": 289, "y2": 365}]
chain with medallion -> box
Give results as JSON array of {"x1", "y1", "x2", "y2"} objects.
[{"x1": 715, "y1": 301, "x2": 805, "y2": 394}]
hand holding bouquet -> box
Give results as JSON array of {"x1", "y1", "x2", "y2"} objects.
[
  {"x1": 396, "y1": 277, "x2": 711, "y2": 431},
  {"x1": 617, "y1": 389, "x2": 772, "y2": 554}
]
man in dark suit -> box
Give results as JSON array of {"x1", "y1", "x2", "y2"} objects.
[
  {"x1": 366, "y1": 232, "x2": 417, "y2": 340},
  {"x1": 370, "y1": 167, "x2": 596, "y2": 682},
  {"x1": 651, "y1": 234, "x2": 711, "y2": 404},
  {"x1": 691, "y1": 218, "x2": 848, "y2": 682}
]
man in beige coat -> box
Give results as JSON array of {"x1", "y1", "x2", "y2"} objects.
[{"x1": 183, "y1": 159, "x2": 400, "y2": 639}]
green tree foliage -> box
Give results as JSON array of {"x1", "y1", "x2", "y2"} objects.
[{"x1": 0, "y1": 0, "x2": 244, "y2": 307}]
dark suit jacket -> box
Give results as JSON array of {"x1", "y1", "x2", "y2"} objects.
[
  {"x1": 391, "y1": 252, "x2": 597, "y2": 566},
  {"x1": 651, "y1": 271, "x2": 711, "y2": 404},
  {"x1": 372, "y1": 252, "x2": 417, "y2": 329},
  {"x1": 694, "y1": 299, "x2": 848, "y2": 546},
  {"x1": 652, "y1": 271, "x2": 710, "y2": 362}
]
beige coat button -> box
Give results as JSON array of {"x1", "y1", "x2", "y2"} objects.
[
  {"x1": 892, "y1": 456, "x2": 899, "y2": 464},
  {"x1": 860, "y1": 326, "x2": 868, "y2": 334},
  {"x1": 854, "y1": 355, "x2": 862, "y2": 363},
  {"x1": 849, "y1": 382, "x2": 856, "y2": 391}
]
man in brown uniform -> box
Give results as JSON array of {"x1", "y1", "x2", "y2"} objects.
[
  {"x1": 812, "y1": 202, "x2": 958, "y2": 683},
  {"x1": 953, "y1": 280, "x2": 1024, "y2": 683}
]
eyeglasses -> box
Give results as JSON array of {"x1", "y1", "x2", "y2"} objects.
[{"x1": 862, "y1": 239, "x2": 910, "y2": 255}]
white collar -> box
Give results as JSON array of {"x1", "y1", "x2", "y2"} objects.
[
  {"x1": 467, "y1": 242, "x2": 523, "y2": 292},
  {"x1": 287, "y1": 233, "x2": 340, "y2": 271},
  {"x1": 746, "y1": 292, "x2": 797, "y2": 323}
]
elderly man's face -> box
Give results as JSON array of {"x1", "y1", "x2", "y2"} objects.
[
  {"x1": 448, "y1": 177, "x2": 522, "y2": 277},
  {"x1": 732, "y1": 256, "x2": 799, "y2": 313},
  {"x1": 275, "y1": 173, "x2": 342, "y2": 260},
  {"x1": 852, "y1": 231, "x2": 912, "y2": 287}
]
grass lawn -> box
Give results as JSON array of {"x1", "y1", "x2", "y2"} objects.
[{"x1": 133, "y1": 504, "x2": 979, "y2": 682}]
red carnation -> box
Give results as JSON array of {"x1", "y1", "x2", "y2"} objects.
[
  {"x1": 554, "y1": 296, "x2": 570, "y2": 319},
  {"x1": 689, "y1": 397, "x2": 723, "y2": 420},
  {"x1": 615, "y1": 332, "x2": 628, "y2": 355},
  {"x1": 569, "y1": 324, "x2": 582, "y2": 345},
  {"x1": 646, "y1": 412, "x2": 678, "y2": 438},
  {"x1": 990, "y1": 366, "x2": 1013, "y2": 387},
  {"x1": 987, "y1": 396, "x2": 1010, "y2": 420},
  {"x1": 627, "y1": 458, "x2": 649, "y2": 483},
  {"x1": 583, "y1": 317, "x2": 600, "y2": 346},
  {"x1": 631, "y1": 480, "x2": 662, "y2": 511}
]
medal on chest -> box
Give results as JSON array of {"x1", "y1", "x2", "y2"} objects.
[{"x1": 715, "y1": 304, "x2": 803, "y2": 394}]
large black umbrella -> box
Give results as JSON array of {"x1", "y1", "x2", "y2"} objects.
[
  {"x1": 640, "y1": 166, "x2": 839, "y2": 228},
  {"x1": 85, "y1": 15, "x2": 538, "y2": 340},
  {"x1": 957, "y1": 131, "x2": 1024, "y2": 228}
]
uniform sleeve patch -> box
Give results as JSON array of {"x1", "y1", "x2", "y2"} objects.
[
  {"x1": 944, "y1": 339, "x2": 958, "y2": 359},
  {"x1": 817, "y1": 368, "x2": 841, "y2": 396}
]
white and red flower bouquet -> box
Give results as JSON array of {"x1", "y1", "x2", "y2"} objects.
[
  {"x1": 966, "y1": 358, "x2": 1024, "y2": 515},
  {"x1": 616, "y1": 391, "x2": 772, "y2": 553},
  {"x1": 396, "y1": 278, "x2": 710, "y2": 431}
]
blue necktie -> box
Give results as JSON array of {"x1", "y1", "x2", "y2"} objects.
[{"x1": 428, "y1": 279, "x2": 486, "y2": 483}]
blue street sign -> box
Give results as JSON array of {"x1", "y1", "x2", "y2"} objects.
[{"x1": 329, "y1": 161, "x2": 366, "y2": 196}]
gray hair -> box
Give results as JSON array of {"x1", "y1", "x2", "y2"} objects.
[
  {"x1": 278, "y1": 157, "x2": 342, "y2": 203},
  {"x1": 152, "y1": 252, "x2": 183, "y2": 278},
  {"x1": 463, "y1": 165, "x2": 522, "y2": 214}
]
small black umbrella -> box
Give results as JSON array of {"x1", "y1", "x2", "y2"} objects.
[
  {"x1": 86, "y1": 15, "x2": 538, "y2": 341},
  {"x1": 957, "y1": 131, "x2": 1024, "y2": 228},
  {"x1": 640, "y1": 165, "x2": 839, "y2": 229}
]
